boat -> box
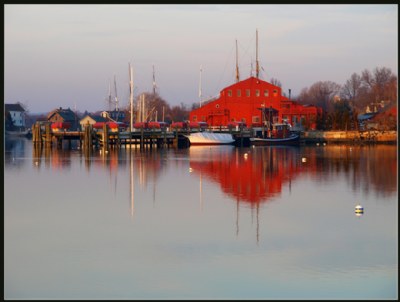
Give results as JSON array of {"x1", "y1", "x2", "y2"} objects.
[
  {"x1": 184, "y1": 132, "x2": 235, "y2": 146},
  {"x1": 250, "y1": 123, "x2": 300, "y2": 145}
]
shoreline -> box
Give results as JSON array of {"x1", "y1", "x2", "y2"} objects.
[{"x1": 301, "y1": 130, "x2": 397, "y2": 145}]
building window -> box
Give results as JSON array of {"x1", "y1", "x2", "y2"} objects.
[
  {"x1": 255, "y1": 89, "x2": 260, "y2": 97},
  {"x1": 237, "y1": 89, "x2": 241, "y2": 97},
  {"x1": 227, "y1": 90, "x2": 232, "y2": 97},
  {"x1": 216, "y1": 104, "x2": 220, "y2": 109},
  {"x1": 264, "y1": 89, "x2": 269, "y2": 97},
  {"x1": 273, "y1": 89, "x2": 278, "y2": 96},
  {"x1": 246, "y1": 89, "x2": 250, "y2": 97},
  {"x1": 193, "y1": 115, "x2": 197, "y2": 121},
  {"x1": 252, "y1": 116, "x2": 260, "y2": 123},
  {"x1": 201, "y1": 116, "x2": 206, "y2": 121}
]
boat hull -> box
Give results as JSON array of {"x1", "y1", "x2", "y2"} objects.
[
  {"x1": 250, "y1": 133, "x2": 300, "y2": 146},
  {"x1": 184, "y1": 132, "x2": 235, "y2": 145}
]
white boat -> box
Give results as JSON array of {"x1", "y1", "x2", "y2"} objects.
[{"x1": 184, "y1": 132, "x2": 235, "y2": 145}]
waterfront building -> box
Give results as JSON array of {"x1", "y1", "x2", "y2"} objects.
[
  {"x1": 47, "y1": 107, "x2": 80, "y2": 130},
  {"x1": 189, "y1": 76, "x2": 323, "y2": 130},
  {"x1": 5, "y1": 103, "x2": 26, "y2": 130},
  {"x1": 79, "y1": 114, "x2": 108, "y2": 129}
]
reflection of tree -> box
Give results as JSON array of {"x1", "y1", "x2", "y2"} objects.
[
  {"x1": 189, "y1": 145, "x2": 397, "y2": 205},
  {"x1": 300, "y1": 145, "x2": 397, "y2": 198}
]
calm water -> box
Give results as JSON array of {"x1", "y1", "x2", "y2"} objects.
[{"x1": 4, "y1": 138, "x2": 398, "y2": 299}]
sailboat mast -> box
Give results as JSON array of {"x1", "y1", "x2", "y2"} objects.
[
  {"x1": 152, "y1": 64, "x2": 156, "y2": 95},
  {"x1": 256, "y1": 29, "x2": 259, "y2": 79},
  {"x1": 199, "y1": 65, "x2": 202, "y2": 108},
  {"x1": 129, "y1": 63, "x2": 134, "y2": 132},
  {"x1": 235, "y1": 39, "x2": 240, "y2": 83},
  {"x1": 114, "y1": 75, "x2": 119, "y2": 111},
  {"x1": 108, "y1": 81, "x2": 112, "y2": 111}
]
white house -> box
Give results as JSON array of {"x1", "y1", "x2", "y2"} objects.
[{"x1": 5, "y1": 103, "x2": 26, "y2": 128}]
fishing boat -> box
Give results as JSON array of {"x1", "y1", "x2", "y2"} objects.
[
  {"x1": 184, "y1": 132, "x2": 235, "y2": 146},
  {"x1": 250, "y1": 123, "x2": 300, "y2": 145}
]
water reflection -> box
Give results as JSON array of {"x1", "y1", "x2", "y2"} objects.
[
  {"x1": 17, "y1": 141, "x2": 398, "y2": 206},
  {"x1": 188, "y1": 145, "x2": 303, "y2": 205}
]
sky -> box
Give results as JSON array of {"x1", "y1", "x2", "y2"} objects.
[{"x1": 4, "y1": 4, "x2": 398, "y2": 114}]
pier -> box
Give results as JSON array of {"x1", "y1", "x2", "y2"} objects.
[{"x1": 30, "y1": 121, "x2": 251, "y2": 150}]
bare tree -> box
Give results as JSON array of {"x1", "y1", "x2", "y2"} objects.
[{"x1": 341, "y1": 73, "x2": 362, "y2": 101}]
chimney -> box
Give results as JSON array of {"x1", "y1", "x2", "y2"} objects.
[{"x1": 288, "y1": 89, "x2": 291, "y2": 99}]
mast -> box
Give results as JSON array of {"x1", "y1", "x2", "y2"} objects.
[
  {"x1": 108, "y1": 82, "x2": 112, "y2": 111},
  {"x1": 235, "y1": 39, "x2": 240, "y2": 83},
  {"x1": 152, "y1": 64, "x2": 156, "y2": 95},
  {"x1": 129, "y1": 63, "x2": 134, "y2": 132},
  {"x1": 114, "y1": 75, "x2": 119, "y2": 111},
  {"x1": 199, "y1": 65, "x2": 202, "y2": 108},
  {"x1": 256, "y1": 29, "x2": 260, "y2": 79}
]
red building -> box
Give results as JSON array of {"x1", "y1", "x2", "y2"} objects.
[{"x1": 189, "y1": 76, "x2": 322, "y2": 130}]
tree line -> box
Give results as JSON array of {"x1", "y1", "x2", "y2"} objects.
[{"x1": 293, "y1": 66, "x2": 397, "y2": 130}]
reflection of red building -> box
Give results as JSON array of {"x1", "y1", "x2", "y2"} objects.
[
  {"x1": 189, "y1": 146, "x2": 303, "y2": 205},
  {"x1": 189, "y1": 76, "x2": 322, "y2": 130}
]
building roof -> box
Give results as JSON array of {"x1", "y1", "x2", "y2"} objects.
[
  {"x1": 47, "y1": 107, "x2": 76, "y2": 121},
  {"x1": 5, "y1": 103, "x2": 25, "y2": 112},
  {"x1": 82, "y1": 114, "x2": 108, "y2": 122}
]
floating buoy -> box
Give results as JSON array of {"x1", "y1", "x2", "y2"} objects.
[
  {"x1": 35, "y1": 161, "x2": 39, "y2": 166},
  {"x1": 323, "y1": 142, "x2": 326, "y2": 146},
  {"x1": 244, "y1": 153, "x2": 248, "y2": 159},
  {"x1": 355, "y1": 204, "x2": 364, "y2": 214},
  {"x1": 189, "y1": 167, "x2": 193, "y2": 173},
  {"x1": 301, "y1": 157, "x2": 307, "y2": 163},
  {"x1": 316, "y1": 143, "x2": 320, "y2": 146}
]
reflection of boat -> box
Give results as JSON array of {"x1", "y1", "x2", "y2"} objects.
[
  {"x1": 184, "y1": 132, "x2": 235, "y2": 146},
  {"x1": 5, "y1": 128, "x2": 31, "y2": 138},
  {"x1": 250, "y1": 123, "x2": 300, "y2": 145}
]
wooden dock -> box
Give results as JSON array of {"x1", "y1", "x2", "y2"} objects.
[{"x1": 31, "y1": 121, "x2": 251, "y2": 150}]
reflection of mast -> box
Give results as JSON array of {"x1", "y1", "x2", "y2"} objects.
[
  {"x1": 256, "y1": 202, "x2": 260, "y2": 245},
  {"x1": 236, "y1": 196, "x2": 239, "y2": 237},
  {"x1": 200, "y1": 170, "x2": 203, "y2": 211},
  {"x1": 130, "y1": 150, "x2": 134, "y2": 217}
]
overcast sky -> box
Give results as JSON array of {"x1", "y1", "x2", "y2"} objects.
[{"x1": 4, "y1": 4, "x2": 398, "y2": 114}]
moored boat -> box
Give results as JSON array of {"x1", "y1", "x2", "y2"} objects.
[
  {"x1": 250, "y1": 123, "x2": 300, "y2": 145},
  {"x1": 184, "y1": 132, "x2": 235, "y2": 146}
]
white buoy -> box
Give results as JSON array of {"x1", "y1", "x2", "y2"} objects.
[
  {"x1": 355, "y1": 204, "x2": 364, "y2": 215},
  {"x1": 316, "y1": 143, "x2": 320, "y2": 146},
  {"x1": 189, "y1": 167, "x2": 193, "y2": 173},
  {"x1": 244, "y1": 153, "x2": 248, "y2": 159},
  {"x1": 35, "y1": 161, "x2": 39, "y2": 166},
  {"x1": 323, "y1": 142, "x2": 326, "y2": 146},
  {"x1": 302, "y1": 157, "x2": 307, "y2": 163}
]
